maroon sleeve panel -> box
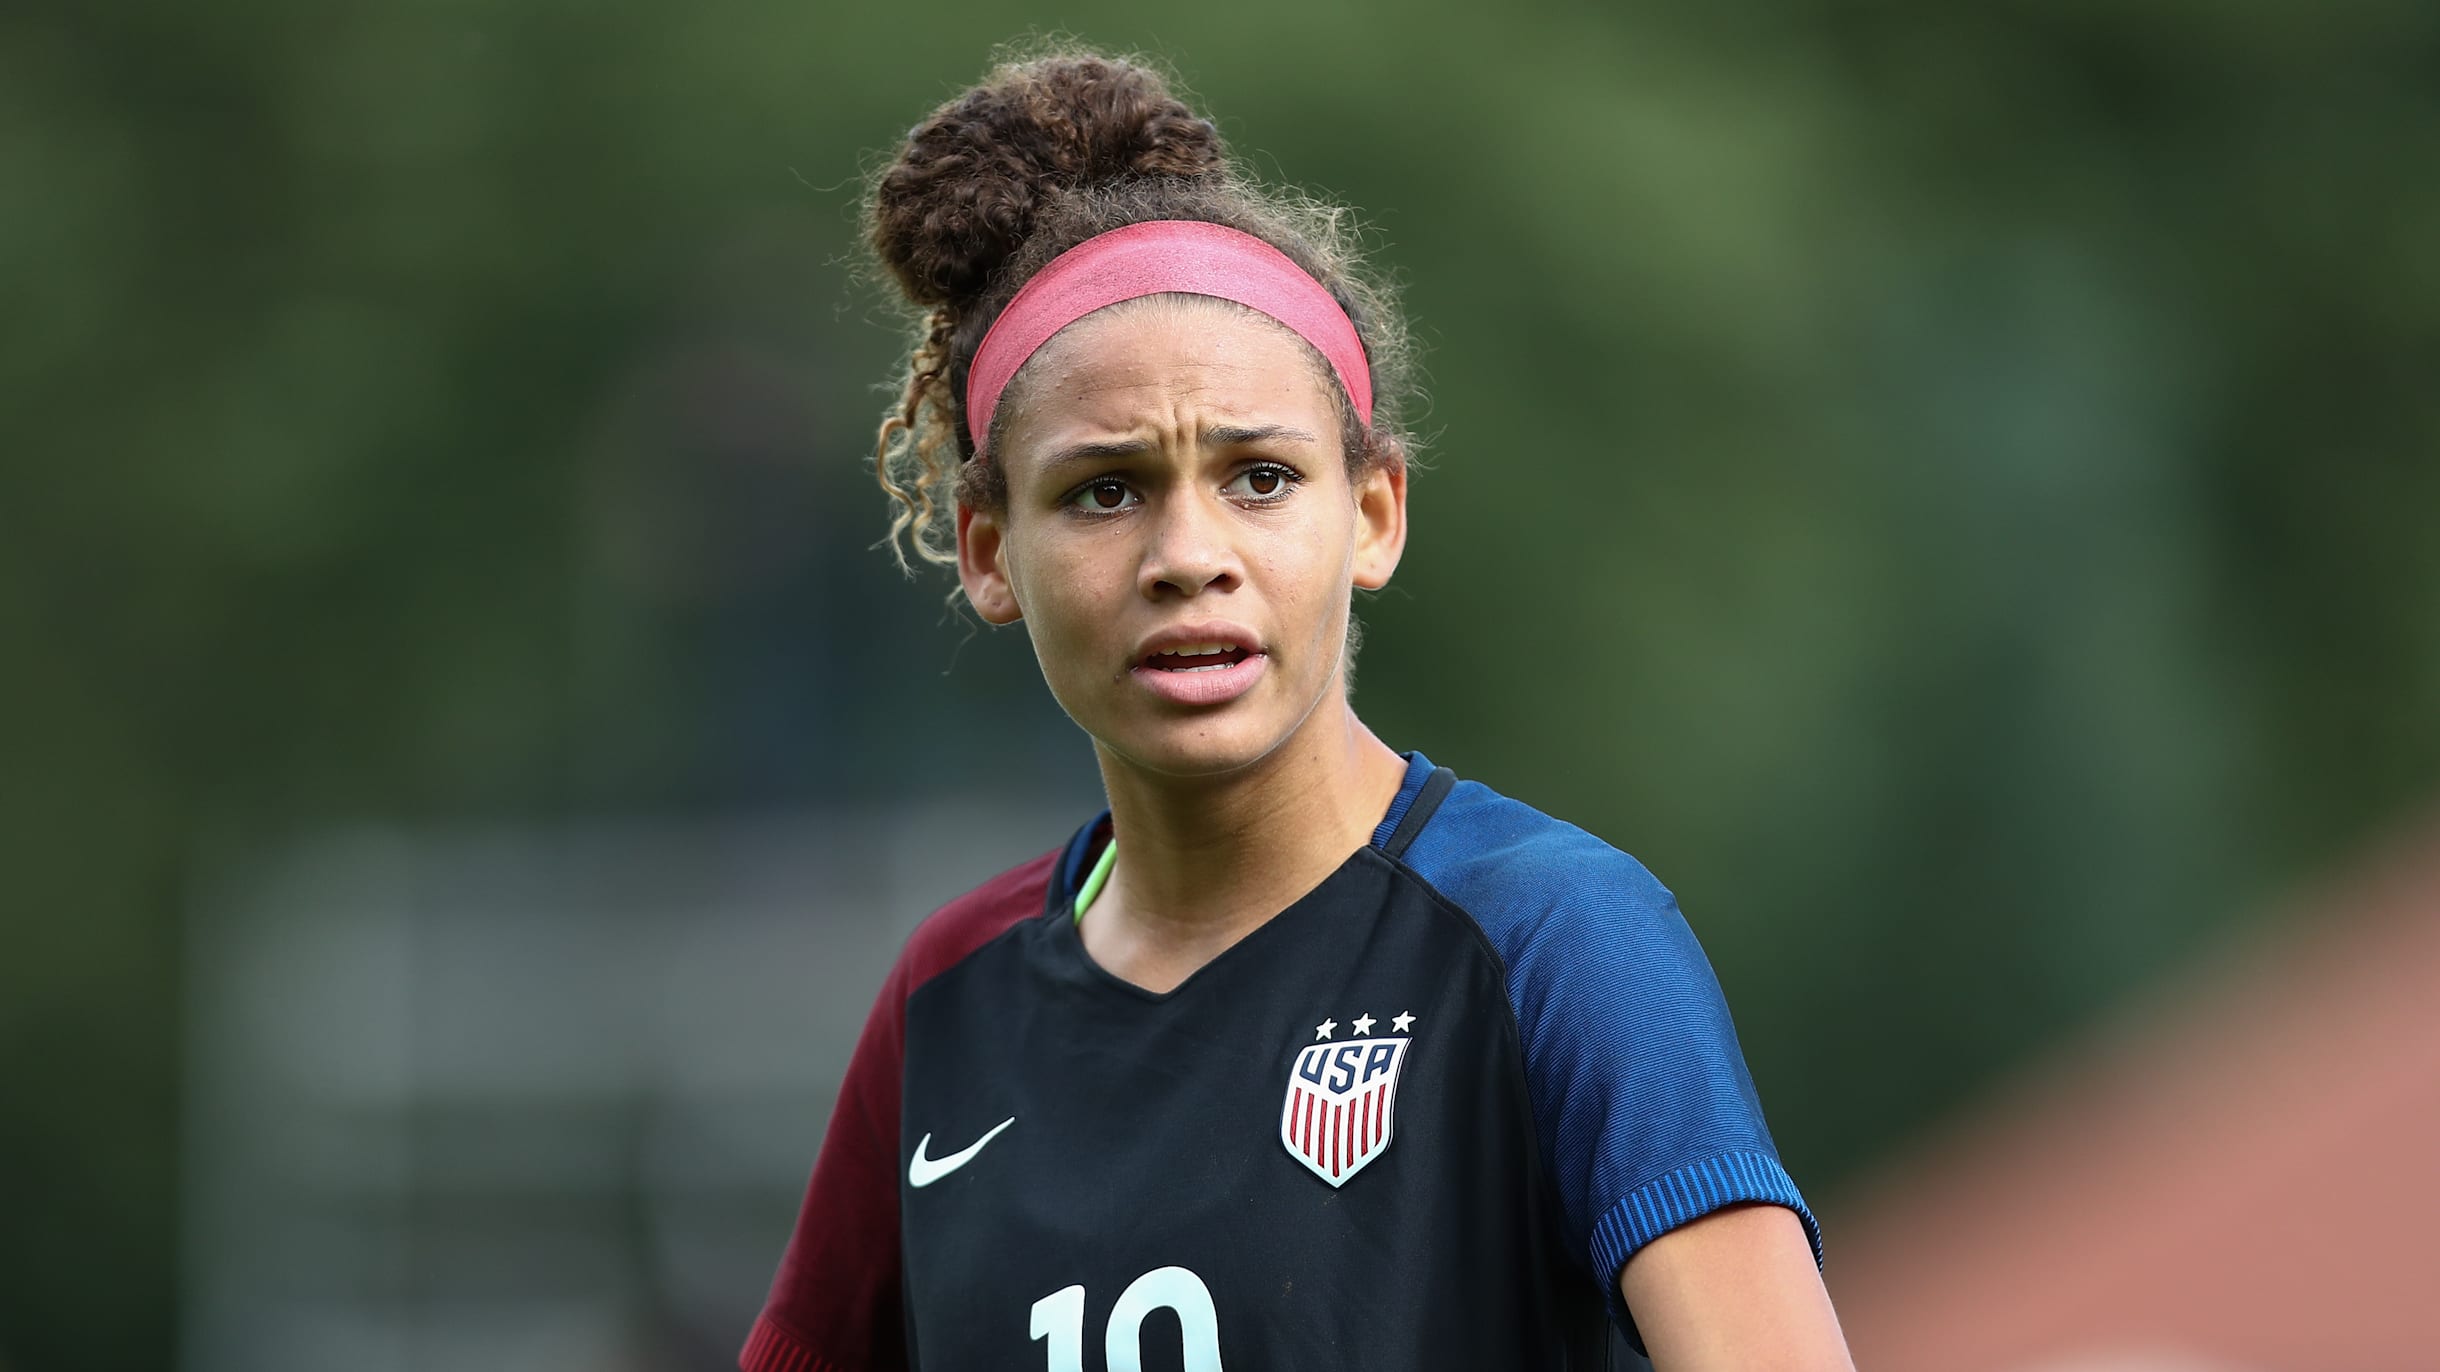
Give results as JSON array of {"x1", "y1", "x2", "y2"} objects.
[{"x1": 741, "y1": 847, "x2": 1060, "y2": 1372}]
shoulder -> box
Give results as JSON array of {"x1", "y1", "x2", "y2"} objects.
[
  {"x1": 889, "y1": 844, "x2": 1060, "y2": 1000},
  {"x1": 1394, "y1": 775, "x2": 1686, "y2": 956},
  {"x1": 1392, "y1": 772, "x2": 1737, "y2": 1066}
]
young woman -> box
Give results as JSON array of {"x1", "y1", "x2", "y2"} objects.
[{"x1": 745, "y1": 48, "x2": 1853, "y2": 1372}]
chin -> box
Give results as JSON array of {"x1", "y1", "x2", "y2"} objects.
[{"x1": 1091, "y1": 704, "x2": 1304, "y2": 781}]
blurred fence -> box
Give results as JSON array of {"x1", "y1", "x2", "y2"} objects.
[{"x1": 180, "y1": 795, "x2": 1082, "y2": 1372}]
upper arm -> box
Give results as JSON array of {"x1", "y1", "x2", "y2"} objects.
[
  {"x1": 742, "y1": 961, "x2": 912, "y2": 1372},
  {"x1": 1620, "y1": 1202, "x2": 1853, "y2": 1372},
  {"x1": 740, "y1": 846, "x2": 1058, "y2": 1372},
  {"x1": 1507, "y1": 863, "x2": 1825, "y2": 1348},
  {"x1": 1398, "y1": 793, "x2": 1825, "y2": 1352},
  {"x1": 1494, "y1": 851, "x2": 1823, "y2": 1345}
]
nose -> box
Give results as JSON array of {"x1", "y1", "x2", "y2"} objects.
[{"x1": 1138, "y1": 486, "x2": 1243, "y2": 601}]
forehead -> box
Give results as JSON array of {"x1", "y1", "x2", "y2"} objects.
[{"x1": 999, "y1": 295, "x2": 1340, "y2": 456}]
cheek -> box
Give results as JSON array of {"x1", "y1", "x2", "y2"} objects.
[
  {"x1": 1011, "y1": 530, "x2": 1128, "y2": 658},
  {"x1": 1288, "y1": 502, "x2": 1366, "y2": 602},
  {"x1": 1272, "y1": 509, "x2": 1357, "y2": 651}
]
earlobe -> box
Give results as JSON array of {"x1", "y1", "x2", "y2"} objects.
[
  {"x1": 1349, "y1": 454, "x2": 1409, "y2": 592},
  {"x1": 955, "y1": 502, "x2": 1025, "y2": 625}
]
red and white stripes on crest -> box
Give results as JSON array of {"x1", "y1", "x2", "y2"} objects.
[{"x1": 1277, "y1": 1037, "x2": 1407, "y2": 1188}]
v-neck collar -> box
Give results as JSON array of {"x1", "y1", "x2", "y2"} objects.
[{"x1": 1039, "y1": 751, "x2": 1447, "y2": 1004}]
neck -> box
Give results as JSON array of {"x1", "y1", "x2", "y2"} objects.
[{"x1": 1086, "y1": 699, "x2": 1408, "y2": 967}]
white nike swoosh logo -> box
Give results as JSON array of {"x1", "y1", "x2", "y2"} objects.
[{"x1": 907, "y1": 1116, "x2": 1016, "y2": 1188}]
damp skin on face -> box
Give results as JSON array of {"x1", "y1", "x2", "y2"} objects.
[{"x1": 956, "y1": 295, "x2": 1403, "y2": 780}]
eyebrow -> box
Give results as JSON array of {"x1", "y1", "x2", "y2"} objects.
[{"x1": 1035, "y1": 424, "x2": 1321, "y2": 480}]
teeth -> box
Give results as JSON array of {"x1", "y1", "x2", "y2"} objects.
[{"x1": 1146, "y1": 642, "x2": 1250, "y2": 672}]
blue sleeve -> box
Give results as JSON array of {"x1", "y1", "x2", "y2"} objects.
[{"x1": 1396, "y1": 781, "x2": 1823, "y2": 1346}]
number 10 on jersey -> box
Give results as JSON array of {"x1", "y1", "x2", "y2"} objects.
[{"x1": 1030, "y1": 1266, "x2": 1224, "y2": 1371}]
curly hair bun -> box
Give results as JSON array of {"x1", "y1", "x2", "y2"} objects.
[{"x1": 869, "y1": 52, "x2": 1230, "y2": 309}]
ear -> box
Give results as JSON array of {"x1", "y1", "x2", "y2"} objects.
[
  {"x1": 1349, "y1": 448, "x2": 1409, "y2": 591},
  {"x1": 956, "y1": 501, "x2": 1024, "y2": 625}
]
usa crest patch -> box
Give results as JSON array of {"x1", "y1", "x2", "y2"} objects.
[{"x1": 1279, "y1": 1034, "x2": 1409, "y2": 1187}]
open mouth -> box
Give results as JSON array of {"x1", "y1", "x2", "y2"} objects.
[
  {"x1": 1130, "y1": 636, "x2": 1267, "y2": 706},
  {"x1": 1141, "y1": 644, "x2": 1257, "y2": 673}
]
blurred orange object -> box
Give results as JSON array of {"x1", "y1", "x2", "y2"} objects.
[{"x1": 1827, "y1": 810, "x2": 2440, "y2": 1372}]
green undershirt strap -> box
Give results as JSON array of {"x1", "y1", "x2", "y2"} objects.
[{"x1": 1074, "y1": 836, "x2": 1117, "y2": 923}]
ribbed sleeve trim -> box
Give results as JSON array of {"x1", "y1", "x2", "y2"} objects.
[
  {"x1": 1589, "y1": 1148, "x2": 1826, "y2": 1346},
  {"x1": 740, "y1": 1314, "x2": 857, "y2": 1372}
]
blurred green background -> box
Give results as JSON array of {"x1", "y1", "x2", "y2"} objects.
[{"x1": 6, "y1": 1, "x2": 2437, "y2": 1368}]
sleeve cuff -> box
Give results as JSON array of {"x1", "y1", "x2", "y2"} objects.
[
  {"x1": 1589, "y1": 1148, "x2": 1825, "y2": 1349},
  {"x1": 740, "y1": 1313, "x2": 861, "y2": 1372}
]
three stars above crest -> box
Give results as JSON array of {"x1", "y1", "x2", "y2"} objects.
[{"x1": 1313, "y1": 1010, "x2": 1418, "y2": 1041}]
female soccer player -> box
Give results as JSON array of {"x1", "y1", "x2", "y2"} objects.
[{"x1": 745, "y1": 47, "x2": 1854, "y2": 1372}]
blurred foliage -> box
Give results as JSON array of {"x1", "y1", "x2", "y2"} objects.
[{"x1": 6, "y1": 0, "x2": 2438, "y2": 1367}]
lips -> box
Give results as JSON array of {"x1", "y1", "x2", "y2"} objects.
[{"x1": 1130, "y1": 625, "x2": 1268, "y2": 706}]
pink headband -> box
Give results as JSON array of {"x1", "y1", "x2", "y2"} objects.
[{"x1": 963, "y1": 219, "x2": 1373, "y2": 456}]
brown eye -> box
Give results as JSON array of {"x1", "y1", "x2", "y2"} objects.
[
  {"x1": 1069, "y1": 478, "x2": 1134, "y2": 512},
  {"x1": 1229, "y1": 464, "x2": 1298, "y2": 501}
]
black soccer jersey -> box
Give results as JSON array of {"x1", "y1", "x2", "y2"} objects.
[{"x1": 744, "y1": 752, "x2": 1821, "y2": 1372}]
